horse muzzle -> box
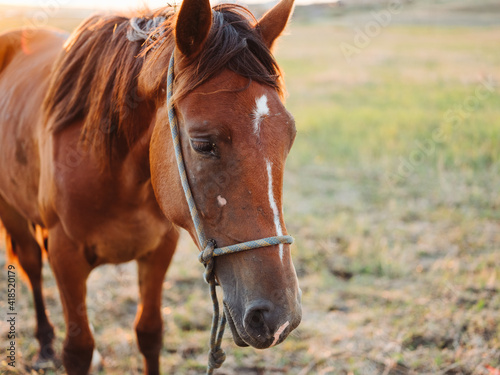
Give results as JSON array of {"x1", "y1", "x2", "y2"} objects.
[{"x1": 224, "y1": 296, "x2": 302, "y2": 349}]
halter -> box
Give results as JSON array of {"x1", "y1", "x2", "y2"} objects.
[{"x1": 166, "y1": 52, "x2": 294, "y2": 374}]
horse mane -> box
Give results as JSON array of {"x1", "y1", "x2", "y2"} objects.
[{"x1": 43, "y1": 4, "x2": 283, "y2": 167}]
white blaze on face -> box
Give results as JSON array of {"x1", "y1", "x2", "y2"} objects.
[
  {"x1": 253, "y1": 95, "x2": 270, "y2": 136},
  {"x1": 266, "y1": 159, "x2": 284, "y2": 262}
]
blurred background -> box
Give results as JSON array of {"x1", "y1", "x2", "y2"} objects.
[{"x1": 0, "y1": 0, "x2": 499, "y2": 374}]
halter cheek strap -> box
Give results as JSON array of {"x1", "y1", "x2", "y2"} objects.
[{"x1": 166, "y1": 52, "x2": 293, "y2": 374}]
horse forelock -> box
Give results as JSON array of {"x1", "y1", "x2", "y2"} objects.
[{"x1": 42, "y1": 4, "x2": 283, "y2": 169}]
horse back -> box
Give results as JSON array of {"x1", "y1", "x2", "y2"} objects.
[{"x1": 0, "y1": 29, "x2": 66, "y2": 224}]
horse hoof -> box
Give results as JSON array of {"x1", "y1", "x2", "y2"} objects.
[{"x1": 32, "y1": 356, "x2": 57, "y2": 371}]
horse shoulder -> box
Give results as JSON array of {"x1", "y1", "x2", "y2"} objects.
[{"x1": 40, "y1": 122, "x2": 170, "y2": 264}]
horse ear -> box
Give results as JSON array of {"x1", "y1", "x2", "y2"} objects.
[
  {"x1": 255, "y1": 0, "x2": 295, "y2": 50},
  {"x1": 175, "y1": 0, "x2": 212, "y2": 58}
]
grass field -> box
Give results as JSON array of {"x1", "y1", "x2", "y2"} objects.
[{"x1": 0, "y1": 1, "x2": 499, "y2": 374}]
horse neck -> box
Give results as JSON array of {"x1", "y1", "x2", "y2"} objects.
[{"x1": 102, "y1": 96, "x2": 156, "y2": 186}]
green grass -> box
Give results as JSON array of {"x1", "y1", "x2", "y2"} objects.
[{"x1": 278, "y1": 24, "x2": 500, "y2": 172}]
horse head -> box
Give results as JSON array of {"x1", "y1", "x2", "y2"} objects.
[{"x1": 149, "y1": 0, "x2": 301, "y2": 349}]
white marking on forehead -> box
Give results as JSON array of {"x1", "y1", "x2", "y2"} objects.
[
  {"x1": 253, "y1": 95, "x2": 270, "y2": 135},
  {"x1": 271, "y1": 321, "x2": 290, "y2": 347},
  {"x1": 217, "y1": 195, "x2": 227, "y2": 207},
  {"x1": 266, "y1": 159, "x2": 284, "y2": 262}
]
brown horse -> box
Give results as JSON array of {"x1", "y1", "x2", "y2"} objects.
[{"x1": 0, "y1": 0, "x2": 301, "y2": 373}]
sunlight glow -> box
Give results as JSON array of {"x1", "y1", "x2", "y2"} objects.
[{"x1": 0, "y1": 0, "x2": 292, "y2": 11}]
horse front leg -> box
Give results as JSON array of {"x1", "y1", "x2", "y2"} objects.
[
  {"x1": 48, "y1": 224, "x2": 94, "y2": 375},
  {"x1": 135, "y1": 226, "x2": 179, "y2": 375}
]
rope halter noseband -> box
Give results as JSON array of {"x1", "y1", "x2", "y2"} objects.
[{"x1": 166, "y1": 53, "x2": 294, "y2": 374}]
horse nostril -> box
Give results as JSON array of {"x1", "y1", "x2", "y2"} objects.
[
  {"x1": 244, "y1": 301, "x2": 273, "y2": 336},
  {"x1": 248, "y1": 310, "x2": 264, "y2": 328}
]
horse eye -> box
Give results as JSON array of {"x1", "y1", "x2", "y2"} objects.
[{"x1": 190, "y1": 139, "x2": 219, "y2": 157}]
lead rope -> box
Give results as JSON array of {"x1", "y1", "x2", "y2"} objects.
[{"x1": 166, "y1": 52, "x2": 293, "y2": 374}]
